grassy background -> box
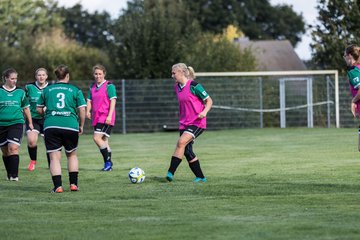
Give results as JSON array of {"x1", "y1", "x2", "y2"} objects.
[{"x1": 1, "y1": 128, "x2": 360, "y2": 240}]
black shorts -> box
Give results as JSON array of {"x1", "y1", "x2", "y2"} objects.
[
  {"x1": 0, "y1": 123, "x2": 24, "y2": 147},
  {"x1": 44, "y1": 128, "x2": 79, "y2": 153},
  {"x1": 180, "y1": 125, "x2": 204, "y2": 139},
  {"x1": 26, "y1": 118, "x2": 45, "y2": 135},
  {"x1": 94, "y1": 123, "x2": 113, "y2": 137}
]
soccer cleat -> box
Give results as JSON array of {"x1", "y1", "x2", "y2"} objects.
[
  {"x1": 101, "y1": 161, "x2": 113, "y2": 171},
  {"x1": 193, "y1": 177, "x2": 207, "y2": 183},
  {"x1": 166, "y1": 171, "x2": 174, "y2": 182},
  {"x1": 51, "y1": 186, "x2": 63, "y2": 193},
  {"x1": 28, "y1": 160, "x2": 36, "y2": 171},
  {"x1": 9, "y1": 176, "x2": 19, "y2": 181},
  {"x1": 70, "y1": 184, "x2": 79, "y2": 191}
]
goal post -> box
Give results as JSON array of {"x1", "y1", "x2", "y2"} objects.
[{"x1": 196, "y1": 70, "x2": 339, "y2": 128}]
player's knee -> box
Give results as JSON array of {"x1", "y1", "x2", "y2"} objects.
[
  {"x1": 27, "y1": 140, "x2": 37, "y2": 148},
  {"x1": 176, "y1": 139, "x2": 188, "y2": 148},
  {"x1": 184, "y1": 149, "x2": 196, "y2": 162},
  {"x1": 93, "y1": 135, "x2": 102, "y2": 144},
  {"x1": 8, "y1": 145, "x2": 19, "y2": 155}
]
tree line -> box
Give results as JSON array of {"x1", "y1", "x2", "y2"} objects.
[{"x1": 2, "y1": 0, "x2": 349, "y2": 81}]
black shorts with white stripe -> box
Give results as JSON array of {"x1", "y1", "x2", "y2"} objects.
[
  {"x1": 94, "y1": 123, "x2": 113, "y2": 137},
  {"x1": 180, "y1": 125, "x2": 204, "y2": 139}
]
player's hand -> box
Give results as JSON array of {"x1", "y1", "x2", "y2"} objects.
[
  {"x1": 105, "y1": 116, "x2": 112, "y2": 124},
  {"x1": 86, "y1": 111, "x2": 91, "y2": 119},
  {"x1": 29, "y1": 123, "x2": 34, "y2": 130},
  {"x1": 351, "y1": 102, "x2": 357, "y2": 117},
  {"x1": 198, "y1": 112, "x2": 206, "y2": 119},
  {"x1": 79, "y1": 126, "x2": 83, "y2": 135}
]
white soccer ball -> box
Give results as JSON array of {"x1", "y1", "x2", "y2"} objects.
[{"x1": 128, "y1": 167, "x2": 145, "y2": 184}]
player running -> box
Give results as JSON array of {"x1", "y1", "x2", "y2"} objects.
[
  {"x1": 1, "y1": 68, "x2": 33, "y2": 181},
  {"x1": 37, "y1": 65, "x2": 86, "y2": 193},
  {"x1": 86, "y1": 64, "x2": 117, "y2": 171},
  {"x1": 166, "y1": 63, "x2": 213, "y2": 183},
  {"x1": 25, "y1": 68, "x2": 50, "y2": 171}
]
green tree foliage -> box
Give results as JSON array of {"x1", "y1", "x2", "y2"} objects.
[
  {"x1": 112, "y1": 0, "x2": 257, "y2": 79},
  {"x1": 0, "y1": 0, "x2": 111, "y2": 81},
  {"x1": 111, "y1": 0, "x2": 201, "y2": 78},
  {"x1": 56, "y1": 3, "x2": 115, "y2": 50},
  {"x1": 311, "y1": 0, "x2": 360, "y2": 71},
  {"x1": 1, "y1": 28, "x2": 111, "y2": 82},
  {"x1": 185, "y1": 33, "x2": 256, "y2": 72},
  {"x1": 31, "y1": 29, "x2": 111, "y2": 80},
  {"x1": 0, "y1": 0, "x2": 62, "y2": 47},
  {"x1": 183, "y1": 0, "x2": 305, "y2": 47}
]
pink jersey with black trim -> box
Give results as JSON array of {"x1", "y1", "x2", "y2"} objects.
[
  {"x1": 175, "y1": 80, "x2": 207, "y2": 130},
  {"x1": 89, "y1": 81, "x2": 116, "y2": 126}
]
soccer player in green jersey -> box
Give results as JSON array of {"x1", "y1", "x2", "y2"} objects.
[
  {"x1": 1, "y1": 68, "x2": 33, "y2": 181},
  {"x1": 25, "y1": 68, "x2": 50, "y2": 171},
  {"x1": 37, "y1": 65, "x2": 86, "y2": 193}
]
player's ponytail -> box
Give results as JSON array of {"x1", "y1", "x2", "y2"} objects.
[
  {"x1": 172, "y1": 63, "x2": 196, "y2": 80},
  {"x1": 187, "y1": 66, "x2": 196, "y2": 80}
]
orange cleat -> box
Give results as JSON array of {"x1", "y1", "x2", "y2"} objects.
[
  {"x1": 70, "y1": 184, "x2": 79, "y2": 191},
  {"x1": 51, "y1": 186, "x2": 63, "y2": 193},
  {"x1": 28, "y1": 160, "x2": 36, "y2": 171}
]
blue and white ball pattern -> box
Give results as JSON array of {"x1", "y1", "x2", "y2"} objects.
[{"x1": 128, "y1": 167, "x2": 145, "y2": 183}]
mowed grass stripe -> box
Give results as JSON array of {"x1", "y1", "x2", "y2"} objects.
[{"x1": 0, "y1": 128, "x2": 360, "y2": 240}]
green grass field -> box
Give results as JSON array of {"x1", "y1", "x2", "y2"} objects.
[{"x1": 1, "y1": 128, "x2": 360, "y2": 240}]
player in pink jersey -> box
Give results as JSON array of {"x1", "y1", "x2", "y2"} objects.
[
  {"x1": 86, "y1": 64, "x2": 117, "y2": 171},
  {"x1": 344, "y1": 44, "x2": 360, "y2": 151},
  {"x1": 166, "y1": 63, "x2": 213, "y2": 183}
]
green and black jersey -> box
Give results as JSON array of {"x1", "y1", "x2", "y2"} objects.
[
  {"x1": 37, "y1": 82, "x2": 86, "y2": 132},
  {"x1": 0, "y1": 86, "x2": 29, "y2": 126},
  {"x1": 25, "y1": 82, "x2": 48, "y2": 119}
]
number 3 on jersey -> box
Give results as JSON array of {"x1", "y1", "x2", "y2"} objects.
[{"x1": 56, "y1": 92, "x2": 65, "y2": 109}]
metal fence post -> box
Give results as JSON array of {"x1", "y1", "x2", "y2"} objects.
[
  {"x1": 258, "y1": 77, "x2": 263, "y2": 128},
  {"x1": 122, "y1": 79, "x2": 126, "y2": 134}
]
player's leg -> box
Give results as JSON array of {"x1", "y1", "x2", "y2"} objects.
[
  {"x1": 26, "y1": 120, "x2": 40, "y2": 171},
  {"x1": 49, "y1": 151, "x2": 63, "y2": 193},
  {"x1": 183, "y1": 126, "x2": 206, "y2": 182},
  {"x1": 104, "y1": 137, "x2": 112, "y2": 162},
  {"x1": 1, "y1": 145, "x2": 10, "y2": 180},
  {"x1": 66, "y1": 150, "x2": 79, "y2": 191},
  {"x1": 0, "y1": 126, "x2": 11, "y2": 180},
  {"x1": 64, "y1": 130, "x2": 79, "y2": 191},
  {"x1": 6, "y1": 124, "x2": 23, "y2": 181},
  {"x1": 94, "y1": 133, "x2": 112, "y2": 170},
  {"x1": 103, "y1": 124, "x2": 114, "y2": 165},
  {"x1": 166, "y1": 130, "x2": 194, "y2": 181},
  {"x1": 45, "y1": 128, "x2": 63, "y2": 193},
  {"x1": 185, "y1": 143, "x2": 206, "y2": 182},
  {"x1": 93, "y1": 123, "x2": 113, "y2": 171}
]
